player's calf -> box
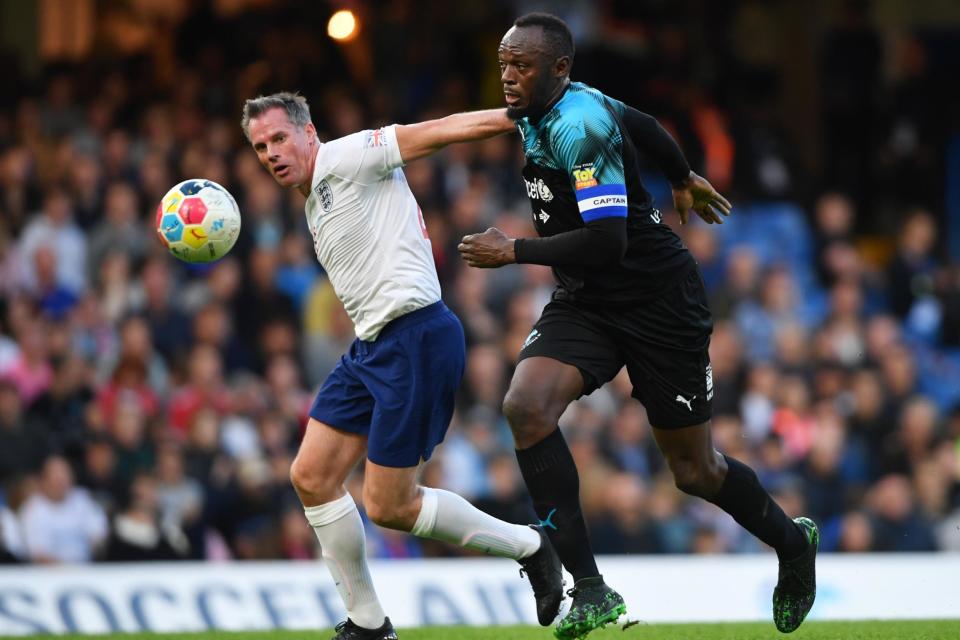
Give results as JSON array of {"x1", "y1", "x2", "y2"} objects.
[
  {"x1": 406, "y1": 486, "x2": 563, "y2": 623},
  {"x1": 666, "y1": 454, "x2": 725, "y2": 498}
]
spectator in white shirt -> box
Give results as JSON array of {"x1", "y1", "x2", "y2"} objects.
[
  {"x1": 20, "y1": 455, "x2": 108, "y2": 563},
  {"x1": 17, "y1": 188, "x2": 88, "y2": 296}
]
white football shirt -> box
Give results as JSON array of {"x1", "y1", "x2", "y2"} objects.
[{"x1": 304, "y1": 125, "x2": 441, "y2": 340}]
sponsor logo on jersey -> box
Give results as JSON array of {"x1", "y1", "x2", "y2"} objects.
[
  {"x1": 650, "y1": 209, "x2": 662, "y2": 224},
  {"x1": 706, "y1": 364, "x2": 714, "y2": 400},
  {"x1": 316, "y1": 179, "x2": 333, "y2": 212},
  {"x1": 364, "y1": 128, "x2": 387, "y2": 148},
  {"x1": 537, "y1": 210, "x2": 550, "y2": 223},
  {"x1": 537, "y1": 180, "x2": 553, "y2": 202},
  {"x1": 521, "y1": 329, "x2": 541, "y2": 350},
  {"x1": 572, "y1": 164, "x2": 598, "y2": 190},
  {"x1": 524, "y1": 177, "x2": 553, "y2": 202}
]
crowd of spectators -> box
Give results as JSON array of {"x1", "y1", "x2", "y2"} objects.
[{"x1": 1, "y1": 0, "x2": 959, "y2": 564}]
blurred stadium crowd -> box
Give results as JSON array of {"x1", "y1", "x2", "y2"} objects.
[{"x1": 1, "y1": 0, "x2": 959, "y2": 564}]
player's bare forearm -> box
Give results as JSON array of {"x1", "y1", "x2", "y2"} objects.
[
  {"x1": 396, "y1": 109, "x2": 514, "y2": 163},
  {"x1": 457, "y1": 227, "x2": 516, "y2": 268}
]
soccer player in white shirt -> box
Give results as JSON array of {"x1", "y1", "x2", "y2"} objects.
[{"x1": 242, "y1": 93, "x2": 563, "y2": 640}]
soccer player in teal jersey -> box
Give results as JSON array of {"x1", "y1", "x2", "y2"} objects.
[{"x1": 459, "y1": 13, "x2": 819, "y2": 639}]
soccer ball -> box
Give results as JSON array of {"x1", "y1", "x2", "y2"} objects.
[{"x1": 155, "y1": 179, "x2": 241, "y2": 263}]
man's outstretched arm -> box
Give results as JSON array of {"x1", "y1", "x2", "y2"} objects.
[{"x1": 395, "y1": 109, "x2": 515, "y2": 163}]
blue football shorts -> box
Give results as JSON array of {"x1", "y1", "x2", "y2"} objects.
[{"x1": 308, "y1": 301, "x2": 465, "y2": 467}]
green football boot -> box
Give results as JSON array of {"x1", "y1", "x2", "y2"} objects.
[
  {"x1": 554, "y1": 576, "x2": 626, "y2": 639},
  {"x1": 773, "y1": 516, "x2": 820, "y2": 633}
]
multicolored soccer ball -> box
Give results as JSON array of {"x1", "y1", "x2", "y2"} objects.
[{"x1": 156, "y1": 179, "x2": 241, "y2": 263}]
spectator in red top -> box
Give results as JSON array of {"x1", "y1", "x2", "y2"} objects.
[
  {"x1": 96, "y1": 356, "x2": 160, "y2": 424},
  {"x1": 167, "y1": 344, "x2": 231, "y2": 436}
]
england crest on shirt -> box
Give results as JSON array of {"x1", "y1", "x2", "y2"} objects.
[{"x1": 316, "y1": 179, "x2": 333, "y2": 212}]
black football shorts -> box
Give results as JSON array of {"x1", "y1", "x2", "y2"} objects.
[{"x1": 518, "y1": 267, "x2": 714, "y2": 429}]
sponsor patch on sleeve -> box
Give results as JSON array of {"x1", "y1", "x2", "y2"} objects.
[
  {"x1": 572, "y1": 164, "x2": 598, "y2": 190},
  {"x1": 576, "y1": 183, "x2": 628, "y2": 221}
]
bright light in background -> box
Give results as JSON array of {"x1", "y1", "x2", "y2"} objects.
[{"x1": 327, "y1": 9, "x2": 358, "y2": 42}]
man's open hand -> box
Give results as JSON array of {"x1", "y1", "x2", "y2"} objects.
[{"x1": 672, "y1": 171, "x2": 732, "y2": 225}]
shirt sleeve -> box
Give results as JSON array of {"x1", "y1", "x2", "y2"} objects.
[
  {"x1": 324, "y1": 124, "x2": 405, "y2": 185},
  {"x1": 616, "y1": 102, "x2": 691, "y2": 185},
  {"x1": 514, "y1": 217, "x2": 627, "y2": 267},
  {"x1": 551, "y1": 106, "x2": 628, "y2": 223}
]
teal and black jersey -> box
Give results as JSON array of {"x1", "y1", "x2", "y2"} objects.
[{"x1": 516, "y1": 81, "x2": 694, "y2": 304}]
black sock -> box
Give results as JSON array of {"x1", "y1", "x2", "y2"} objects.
[
  {"x1": 708, "y1": 455, "x2": 808, "y2": 559},
  {"x1": 516, "y1": 427, "x2": 599, "y2": 581}
]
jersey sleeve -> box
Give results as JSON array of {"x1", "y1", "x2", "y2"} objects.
[
  {"x1": 550, "y1": 103, "x2": 628, "y2": 223},
  {"x1": 607, "y1": 95, "x2": 691, "y2": 185},
  {"x1": 324, "y1": 124, "x2": 405, "y2": 185}
]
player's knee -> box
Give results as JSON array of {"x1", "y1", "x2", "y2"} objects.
[
  {"x1": 363, "y1": 494, "x2": 414, "y2": 531},
  {"x1": 289, "y1": 456, "x2": 333, "y2": 500},
  {"x1": 503, "y1": 388, "x2": 555, "y2": 440},
  {"x1": 289, "y1": 456, "x2": 309, "y2": 491},
  {"x1": 362, "y1": 499, "x2": 393, "y2": 528},
  {"x1": 502, "y1": 388, "x2": 530, "y2": 426}
]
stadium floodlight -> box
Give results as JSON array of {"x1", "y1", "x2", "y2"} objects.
[{"x1": 327, "y1": 9, "x2": 359, "y2": 42}]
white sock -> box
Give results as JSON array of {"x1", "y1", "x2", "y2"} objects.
[
  {"x1": 304, "y1": 493, "x2": 386, "y2": 629},
  {"x1": 411, "y1": 486, "x2": 541, "y2": 560}
]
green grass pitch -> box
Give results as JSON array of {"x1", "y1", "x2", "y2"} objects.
[{"x1": 5, "y1": 620, "x2": 960, "y2": 640}]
